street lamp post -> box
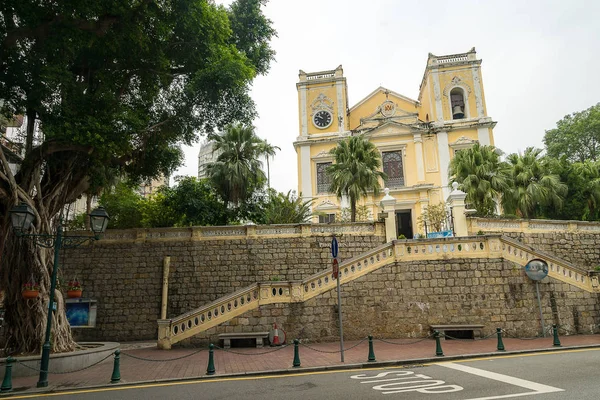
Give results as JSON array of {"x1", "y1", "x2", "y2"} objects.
[{"x1": 8, "y1": 202, "x2": 109, "y2": 388}]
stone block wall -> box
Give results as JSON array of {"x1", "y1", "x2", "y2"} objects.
[
  {"x1": 189, "y1": 258, "x2": 600, "y2": 346},
  {"x1": 499, "y1": 232, "x2": 600, "y2": 270},
  {"x1": 61, "y1": 226, "x2": 386, "y2": 342}
]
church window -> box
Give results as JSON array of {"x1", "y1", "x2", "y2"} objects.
[
  {"x1": 450, "y1": 88, "x2": 466, "y2": 120},
  {"x1": 382, "y1": 151, "x2": 405, "y2": 188},
  {"x1": 316, "y1": 162, "x2": 332, "y2": 193},
  {"x1": 319, "y1": 214, "x2": 336, "y2": 224}
]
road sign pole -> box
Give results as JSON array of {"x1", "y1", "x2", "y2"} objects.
[
  {"x1": 337, "y1": 262, "x2": 344, "y2": 363},
  {"x1": 536, "y1": 281, "x2": 546, "y2": 337}
]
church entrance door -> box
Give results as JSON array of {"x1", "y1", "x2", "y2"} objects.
[{"x1": 396, "y1": 210, "x2": 413, "y2": 239}]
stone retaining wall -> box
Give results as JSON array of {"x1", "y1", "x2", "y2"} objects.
[
  {"x1": 468, "y1": 217, "x2": 600, "y2": 269},
  {"x1": 61, "y1": 224, "x2": 386, "y2": 342},
  {"x1": 187, "y1": 258, "x2": 600, "y2": 346}
]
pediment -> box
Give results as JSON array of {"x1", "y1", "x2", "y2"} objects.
[
  {"x1": 357, "y1": 120, "x2": 427, "y2": 138},
  {"x1": 314, "y1": 199, "x2": 339, "y2": 211}
]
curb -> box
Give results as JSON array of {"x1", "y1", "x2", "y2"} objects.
[{"x1": 3, "y1": 343, "x2": 599, "y2": 397}]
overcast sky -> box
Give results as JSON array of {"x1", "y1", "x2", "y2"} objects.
[{"x1": 173, "y1": 0, "x2": 600, "y2": 193}]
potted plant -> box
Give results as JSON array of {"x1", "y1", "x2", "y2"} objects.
[
  {"x1": 66, "y1": 280, "x2": 83, "y2": 298},
  {"x1": 21, "y1": 281, "x2": 40, "y2": 299}
]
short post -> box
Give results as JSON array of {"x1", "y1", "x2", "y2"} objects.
[
  {"x1": 110, "y1": 350, "x2": 121, "y2": 384},
  {"x1": 552, "y1": 325, "x2": 561, "y2": 347},
  {"x1": 434, "y1": 331, "x2": 444, "y2": 357},
  {"x1": 496, "y1": 328, "x2": 505, "y2": 351},
  {"x1": 207, "y1": 344, "x2": 216, "y2": 375},
  {"x1": 1, "y1": 356, "x2": 14, "y2": 392},
  {"x1": 368, "y1": 335, "x2": 376, "y2": 362},
  {"x1": 292, "y1": 339, "x2": 301, "y2": 368}
]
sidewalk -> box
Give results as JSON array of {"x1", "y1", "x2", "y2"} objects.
[{"x1": 3, "y1": 333, "x2": 600, "y2": 395}]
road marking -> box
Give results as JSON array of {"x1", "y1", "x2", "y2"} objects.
[
  {"x1": 5, "y1": 347, "x2": 596, "y2": 400},
  {"x1": 438, "y1": 362, "x2": 563, "y2": 399},
  {"x1": 351, "y1": 370, "x2": 464, "y2": 395}
]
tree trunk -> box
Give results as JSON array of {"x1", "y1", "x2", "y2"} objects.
[
  {"x1": 350, "y1": 197, "x2": 356, "y2": 223},
  {"x1": 0, "y1": 219, "x2": 75, "y2": 356},
  {"x1": 85, "y1": 194, "x2": 92, "y2": 230}
]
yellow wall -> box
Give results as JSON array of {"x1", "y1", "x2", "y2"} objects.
[{"x1": 296, "y1": 51, "x2": 496, "y2": 233}]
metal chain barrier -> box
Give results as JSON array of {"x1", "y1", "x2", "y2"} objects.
[
  {"x1": 299, "y1": 337, "x2": 368, "y2": 354},
  {"x1": 15, "y1": 352, "x2": 114, "y2": 375},
  {"x1": 214, "y1": 344, "x2": 290, "y2": 355},
  {"x1": 442, "y1": 331, "x2": 498, "y2": 341},
  {"x1": 501, "y1": 329, "x2": 547, "y2": 340},
  {"x1": 376, "y1": 332, "x2": 434, "y2": 346},
  {"x1": 121, "y1": 347, "x2": 205, "y2": 362}
]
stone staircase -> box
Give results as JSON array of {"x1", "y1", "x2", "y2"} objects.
[{"x1": 157, "y1": 235, "x2": 600, "y2": 349}]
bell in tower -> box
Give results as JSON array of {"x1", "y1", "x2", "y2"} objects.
[
  {"x1": 450, "y1": 87, "x2": 466, "y2": 120},
  {"x1": 452, "y1": 105, "x2": 464, "y2": 119}
]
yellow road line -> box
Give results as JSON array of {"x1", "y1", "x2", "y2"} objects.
[{"x1": 3, "y1": 347, "x2": 598, "y2": 399}]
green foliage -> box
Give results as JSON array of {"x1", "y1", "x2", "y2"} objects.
[
  {"x1": 65, "y1": 213, "x2": 86, "y2": 231},
  {"x1": 251, "y1": 189, "x2": 313, "y2": 224},
  {"x1": 327, "y1": 135, "x2": 386, "y2": 222},
  {"x1": 502, "y1": 148, "x2": 567, "y2": 219},
  {"x1": 336, "y1": 205, "x2": 371, "y2": 222},
  {"x1": 448, "y1": 144, "x2": 510, "y2": 216},
  {"x1": 154, "y1": 176, "x2": 229, "y2": 227},
  {"x1": 0, "y1": 0, "x2": 276, "y2": 213},
  {"x1": 207, "y1": 123, "x2": 271, "y2": 206},
  {"x1": 541, "y1": 158, "x2": 600, "y2": 221},
  {"x1": 397, "y1": 234, "x2": 407, "y2": 239},
  {"x1": 477, "y1": 230, "x2": 485, "y2": 236},
  {"x1": 100, "y1": 182, "x2": 145, "y2": 229},
  {"x1": 417, "y1": 203, "x2": 449, "y2": 233},
  {"x1": 544, "y1": 103, "x2": 600, "y2": 163},
  {"x1": 594, "y1": 266, "x2": 600, "y2": 272}
]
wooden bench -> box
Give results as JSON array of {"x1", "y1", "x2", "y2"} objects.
[
  {"x1": 430, "y1": 324, "x2": 484, "y2": 340},
  {"x1": 218, "y1": 332, "x2": 270, "y2": 349}
]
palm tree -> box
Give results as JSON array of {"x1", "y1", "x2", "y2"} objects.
[
  {"x1": 207, "y1": 123, "x2": 267, "y2": 206},
  {"x1": 448, "y1": 144, "x2": 510, "y2": 216},
  {"x1": 258, "y1": 140, "x2": 280, "y2": 191},
  {"x1": 502, "y1": 147, "x2": 567, "y2": 218},
  {"x1": 326, "y1": 135, "x2": 387, "y2": 222}
]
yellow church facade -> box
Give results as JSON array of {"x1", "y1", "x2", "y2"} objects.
[{"x1": 294, "y1": 48, "x2": 496, "y2": 238}]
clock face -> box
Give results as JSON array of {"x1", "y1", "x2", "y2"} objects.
[{"x1": 313, "y1": 110, "x2": 333, "y2": 129}]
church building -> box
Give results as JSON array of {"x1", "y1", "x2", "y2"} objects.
[{"x1": 294, "y1": 48, "x2": 496, "y2": 238}]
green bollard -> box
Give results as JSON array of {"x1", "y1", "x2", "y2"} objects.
[
  {"x1": 552, "y1": 325, "x2": 561, "y2": 347},
  {"x1": 368, "y1": 336, "x2": 376, "y2": 362},
  {"x1": 292, "y1": 339, "x2": 301, "y2": 368},
  {"x1": 496, "y1": 328, "x2": 505, "y2": 351},
  {"x1": 1, "y1": 356, "x2": 14, "y2": 392},
  {"x1": 434, "y1": 330, "x2": 444, "y2": 357},
  {"x1": 207, "y1": 344, "x2": 216, "y2": 375},
  {"x1": 110, "y1": 350, "x2": 121, "y2": 384}
]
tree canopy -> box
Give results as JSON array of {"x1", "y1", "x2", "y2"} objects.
[
  {"x1": 0, "y1": 0, "x2": 275, "y2": 354},
  {"x1": 327, "y1": 135, "x2": 386, "y2": 222},
  {"x1": 543, "y1": 103, "x2": 600, "y2": 163}
]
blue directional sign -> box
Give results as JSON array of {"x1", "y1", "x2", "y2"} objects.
[{"x1": 331, "y1": 237, "x2": 339, "y2": 258}]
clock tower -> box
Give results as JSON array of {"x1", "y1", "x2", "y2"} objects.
[{"x1": 295, "y1": 65, "x2": 349, "y2": 206}]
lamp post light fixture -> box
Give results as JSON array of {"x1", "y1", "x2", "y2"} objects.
[{"x1": 8, "y1": 202, "x2": 109, "y2": 388}]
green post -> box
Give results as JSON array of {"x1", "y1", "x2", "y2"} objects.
[
  {"x1": 552, "y1": 324, "x2": 561, "y2": 347},
  {"x1": 1, "y1": 356, "x2": 14, "y2": 392},
  {"x1": 206, "y1": 344, "x2": 216, "y2": 375},
  {"x1": 292, "y1": 339, "x2": 301, "y2": 367},
  {"x1": 110, "y1": 350, "x2": 121, "y2": 384},
  {"x1": 496, "y1": 328, "x2": 505, "y2": 351},
  {"x1": 368, "y1": 335, "x2": 376, "y2": 362},
  {"x1": 434, "y1": 330, "x2": 444, "y2": 357},
  {"x1": 37, "y1": 224, "x2": 63, "y2": 388}
]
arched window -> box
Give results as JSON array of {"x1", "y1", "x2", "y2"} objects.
[
  {"x1": 382, "y1": 151, "x2": 404, "y2": 188},
  {"x1": 450, "y1": 88, "x2": 466, "y2": 120}
]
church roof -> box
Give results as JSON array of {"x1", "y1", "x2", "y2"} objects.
[{"x1": 349, "y1": 86, "x2": 419, "y2": 113}]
